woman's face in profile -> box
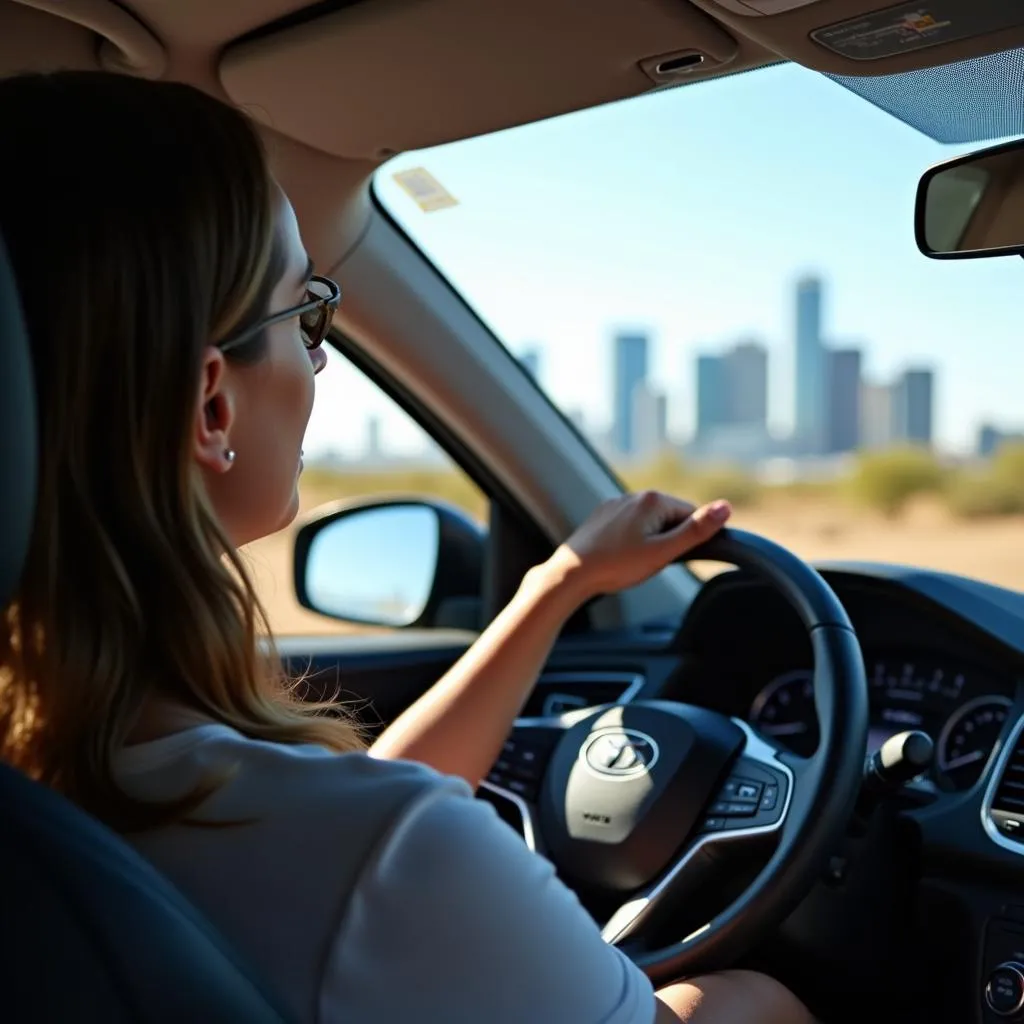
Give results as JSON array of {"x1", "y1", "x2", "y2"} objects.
[{"x1": 199, "y1": 192, "x2": 328, "y2": 547}]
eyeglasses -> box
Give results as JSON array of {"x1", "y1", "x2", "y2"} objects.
[{"x1": 219, "y1": 275, "x2": 341, "y2": 354}]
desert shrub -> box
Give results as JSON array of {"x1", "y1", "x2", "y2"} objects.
[
  {"x1": 945, "y1": 473, "x2": 1023, "y2": 518},
  {"x1": 620, "y1": 453, "x2": 760, "y2": 509},
  {"x1": 848, "y1": 447, "x2": 945, "y2": 518},
  {"x1": 945, "y1": 443, "x2": 1024, "y2": 519},
  {"x1": 620, "y1": 451, "x2": 690, "y2": 495},
  {"x1": 686, "y1": 467, "x2": 761, "y2": 508},
  {"x1": 299, "y1": 468, "x2": 486, "y2": 521}
]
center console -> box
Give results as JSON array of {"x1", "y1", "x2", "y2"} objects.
[{"x1": 984, "y1": 920, "x2": 1024, "y2": 1020}]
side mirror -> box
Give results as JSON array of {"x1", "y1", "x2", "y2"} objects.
[
  {"x1": 916, "y1": 137, "x2": 1024, "y2": 259},
  {"x1": 293, "y1": 499, "x2": 484, "y2": 629}
]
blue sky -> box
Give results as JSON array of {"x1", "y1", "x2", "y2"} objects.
[{"x1": 307, "y1": 61, "x2": 1024, "y2": 457}]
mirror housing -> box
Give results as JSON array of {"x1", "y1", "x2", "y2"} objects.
[
  {"x1": 916, "y1": 137, "x2": 1024, "y2": 260},
  {"x1": 294, "y1": 498, "x2": 485, "y2": 630}
]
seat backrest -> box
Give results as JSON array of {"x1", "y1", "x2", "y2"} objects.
[{"x1": 0, "y1": 236, "x2": 291, "y2": 1022}]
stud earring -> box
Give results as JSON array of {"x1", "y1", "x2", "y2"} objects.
[{"x1": 224, "y1": 448, "x2": 237, "y2": 466}]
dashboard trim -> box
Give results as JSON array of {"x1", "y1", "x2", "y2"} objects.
[
  {"x1": 514, "y1": 670, "x2": 645, "y2": 728},
  {"x1": 478, "y1": 780, "x2": 538, "y2": 851},
  {"x1": 980, "y1": 707, "x2": 1024, "y2": 855}
]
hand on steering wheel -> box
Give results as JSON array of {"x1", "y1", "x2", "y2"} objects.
[
  {"x1": 543, "y1": 491, "x2": 732, "y2": 600},
  {"x1": 484, "y1": 527, "x2": 868, "y2": 984}
]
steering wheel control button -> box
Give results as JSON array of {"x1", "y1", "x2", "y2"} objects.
[
  {"x1": 487, "y1": 728, "x2": 561, "y2": 802},
  {"x1": 709, "y1": 800, "x2": 758, "y2": 817},
  {"x1": 700, "y1": 817, "x2": 727, "y2": 833},
  {"x1": 985, "y1": 962, "x2": 1024, "y2": 1017},
  {"x1": 719, "y1": 777, "x2": 763, "y2": 803},
  {"x1": 760, "y1": 785, "x2": 779, "y2": 811}
]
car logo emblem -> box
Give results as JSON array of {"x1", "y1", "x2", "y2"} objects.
[{"x1": 583, "y1": 729, "x2": 659, "y2": 778}]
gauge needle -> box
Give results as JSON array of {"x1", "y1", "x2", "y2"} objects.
[{"x1": 944, "y1": 749, "x2": 985, "y2": 771}]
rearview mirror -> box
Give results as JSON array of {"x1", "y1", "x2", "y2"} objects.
[
  {"x1": 916, "y1": 137, "x2": 1024, "y2": 259},
  {"x1": 293, "y1": 498, "x2": 484, "y2": 629}
]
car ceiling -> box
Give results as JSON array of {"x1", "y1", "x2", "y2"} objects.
[{"x1": 4, "y1": 0, "x2": 1024, "y2": 275}]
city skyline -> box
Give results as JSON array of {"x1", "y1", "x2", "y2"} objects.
[
  {"x1": 509, "y1": 273, "x2": 942, "y2": 468},
  {"x1": 354, "y1": 60, "x2": 1024, "y2": 466},
  {"x1": 309, "y1": 268, "x2": 1004, "y2": 472},
  {"x1": 302, "y1": 62, "x2": 1024, "y2": 469}
]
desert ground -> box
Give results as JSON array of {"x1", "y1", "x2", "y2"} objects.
[{"x1": 244, "y1": 485, "x2": 1024, "y2": 637}]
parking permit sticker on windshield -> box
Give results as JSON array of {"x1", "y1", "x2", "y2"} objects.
[
  {"x1": 812, "y1": 0, "x2": 1024, "y2": 61},
  {"x1": 391, "y1": 168, "x2": 459, "y2": 213}
]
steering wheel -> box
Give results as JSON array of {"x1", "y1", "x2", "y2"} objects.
[{"x1": 482, "y1": 528, "x2": 868, "y2": 985}]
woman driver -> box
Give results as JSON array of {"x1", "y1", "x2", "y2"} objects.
[{"x1": 0, "y1": 70, "x2": 815, "y2": 1023}]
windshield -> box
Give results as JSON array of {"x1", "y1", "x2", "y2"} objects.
[{"x1": 374, "y1": 62, "x2": 1024, "y2": 590}]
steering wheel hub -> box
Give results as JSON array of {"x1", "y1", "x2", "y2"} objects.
[{"x1": 539, "y1": 703, "x2": 745, "y2": 890}]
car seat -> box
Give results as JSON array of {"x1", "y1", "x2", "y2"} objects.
[{"x1": 0, "y1": 233, "x2": 292, "y2": 1023}]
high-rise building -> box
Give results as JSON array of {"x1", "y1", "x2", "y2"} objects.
[
  {"x1": 978, "y1": 424, "x2": 1024, "y2": 458},
  {"x1": 696, "y1": 342, "x2": 768, "y2": 437},
  {"x1": 612, "y1": 332, "x2": 649, "y2": 457},
  {"x1": 366, "y1": 416, "x2": 383, "y2": 461},
  {"x1": 794, "y1": 276, "x2": 826, "y2": 455},
  {"x1": 725, "y1": 340, "x2": 769, "y2": 429},
  {"x1": 892, "y1": 368, "x2": 934, "y2": 447},
  {"x1": 861, "y1": 383, "x2": 894, "y2": 450},
  {"x1": 631, "y1": 382, "x2": 668, "y2": 460},
  {"x1": 696, "y1": 353, "x2": 728, "y2": 439},
  {"x1": 978, "y1": 425, "x2": 1002, "y2": 459},
  {"x1": 825, "y1": 348, "x2": 862, "y2": 454},
  {"x1": 694, "y1": 340, "x2": 771, "y2": 462},
  {"x1": 519, "y1": 347, "x2": 541, "y2": 380}
]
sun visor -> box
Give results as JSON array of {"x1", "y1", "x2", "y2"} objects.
[
  {"x1": 690, "y1": 0, "x2": 1024, "y2": 77},
  {"x1": 220, "y1": 0, "x2": 754, "y2": 161}
]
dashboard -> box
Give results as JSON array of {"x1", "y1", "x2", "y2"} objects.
[
  {"x1": 678, "y1": 565, "x2": 1024, "y2": 799},
  {"x1": 666, "y1": 562, "x2": 1024, "y2": 1020},
  {"x1": 748, "y1": 653, "x2": 1014, "y2": 791}
]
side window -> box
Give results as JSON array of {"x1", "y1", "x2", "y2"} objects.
[{"x1": 243, "y1": 353, "x2": 486, "y2": 636}]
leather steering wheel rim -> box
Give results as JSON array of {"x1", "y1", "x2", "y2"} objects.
[{"x1": 626, "y1": 526, "x2": 869, "y2": 983}]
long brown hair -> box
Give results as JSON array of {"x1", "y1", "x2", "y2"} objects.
[{"x1": 0, "y1": 71, "x2": 365, "y2": 831}]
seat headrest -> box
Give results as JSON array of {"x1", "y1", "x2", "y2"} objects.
[{"x1": 0, "y1": 235, "x2": 37, "y2": 607}]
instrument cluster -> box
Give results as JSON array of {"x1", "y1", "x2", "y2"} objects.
[{"x1": 748, "y1": 654, "x2": 1018, "y2": 791}]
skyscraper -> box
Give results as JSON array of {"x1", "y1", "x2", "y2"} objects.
[
  {"x1": 366, "y1": 415, "x2": 383, "y2": 462},
  {"x1": 725, "y1": 341, "x2": 769, "y2": 429},
  {"x1": 631, "y1": 382, "x2": 669, "y2": 460},
  {"x1": 696, "y1": 353, "x2": 728, "y2": 440},
  {"x1": 978, "y1": 425, "x2": 1002, "y2": 459},
  {"x1": 892, "y1": 368, "x2": 934, "y2": 447},
  {"x1": 612, "y1": 332, "x2": 649, "y2": 457},
  {"x1": 825, "y1": 348, "x2": 862, "y2": 454},
  {"x1": 794, "y1": 276, "x2": 825, "y2": 455},
  {"x1": 861, "y1": 383, "x2": 894, "y2": 450}
]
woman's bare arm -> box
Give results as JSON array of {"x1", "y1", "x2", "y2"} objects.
[
  {"x1": 370, "y1": 493, "x2": 730, "y2": 787},
  {"x1": 368, "y1": 560, "x2": 581, "y2": 783}
]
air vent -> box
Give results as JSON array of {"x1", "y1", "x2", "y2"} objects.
[
  {"x1": 986, "y1": 716, "x2": 1024, "y2": 847},
  {"x1": 518, "y1": 671, "x2": 644, "y2": 721}
]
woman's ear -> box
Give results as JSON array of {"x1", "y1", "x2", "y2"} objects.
[{"x1": 193, "y1": 347, "x2": 237, "y2": 474}]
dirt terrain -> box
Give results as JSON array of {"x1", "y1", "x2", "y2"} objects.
[{"x1": 244, "y1": 491, "x2": 1024, "y2": 637}]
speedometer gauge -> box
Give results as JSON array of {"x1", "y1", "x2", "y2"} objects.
[
  {"x1": 748, "y1": 669, "x2": 818, "y2": 758},
  {"x1": 936, "y1": 695, "x2": 1013, "y2": 790}
]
